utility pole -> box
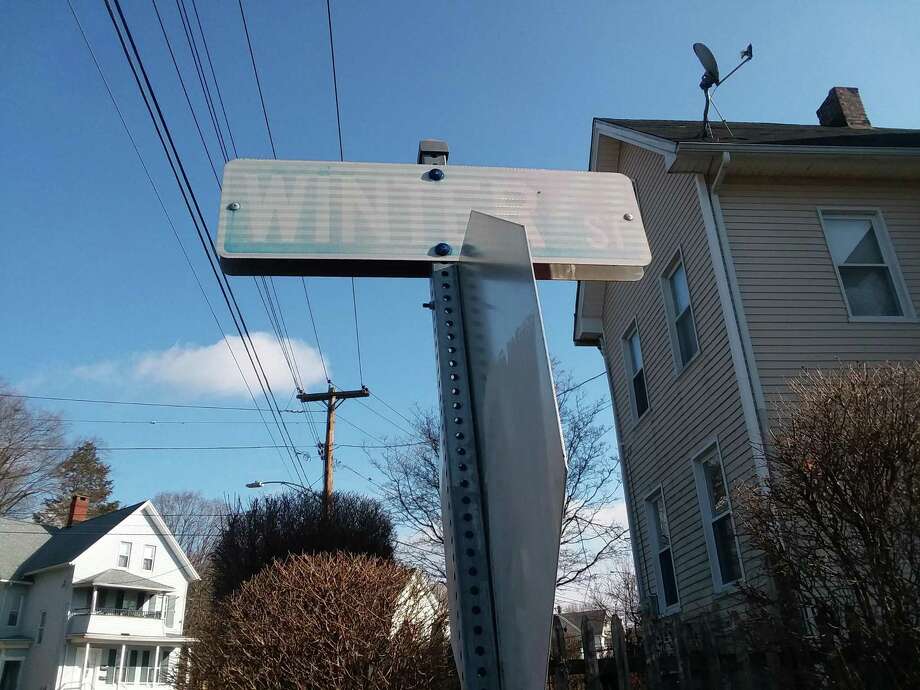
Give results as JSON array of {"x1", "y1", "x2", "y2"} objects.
[{"x1": 297, "y1": 383, "x2": 369, "y2": 518}]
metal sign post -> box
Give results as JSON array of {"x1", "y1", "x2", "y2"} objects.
[{"x1": 214, "y1": 141, "x2": 651, "y2": 690}]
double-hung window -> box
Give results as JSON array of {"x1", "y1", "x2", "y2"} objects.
[
  {"x1": 37, "y1": 610, "x2": 46, "y2": 644},
  {"x1": 645, "y1": 490, "x2": 679, "y2": 613},
  {"x1": 693, "y1": 444, "x2": 742, "y2": 589},
  {"x1": 819, "y1": 211, "x2": 912, "y2": 319},
  {"x1": 662, "y1": 253, "x2": 699, "y2": 370},
  {"x1": 117, "y1": 541, "x2": 132, "y2": 568},
  {"x1": 623, "y1": 322, "x2": 649, "y2": 420},
  {"x1": 142, "y1": 545, "x2": 156, "y2": 571}
]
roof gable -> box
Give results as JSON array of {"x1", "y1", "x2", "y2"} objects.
[{"x1": 16, "y1": 502, "x2": 144, "y2": 577}]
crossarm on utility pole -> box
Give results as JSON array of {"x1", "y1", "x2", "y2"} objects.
[{"x1": 296, "y1": 384, "x2": 369, "y2": 518}]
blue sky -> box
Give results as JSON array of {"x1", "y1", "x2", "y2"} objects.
[{"x1": 1, "y1": 0, "x2": 917, "y2": 508}]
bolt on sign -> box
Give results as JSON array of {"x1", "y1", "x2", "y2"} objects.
[
  {"x1": 216, "y1": 159, "x2": 649, "y2": 281},
  {"x1": 216, "y1": 157, "x2": 650, "y2": 690}
]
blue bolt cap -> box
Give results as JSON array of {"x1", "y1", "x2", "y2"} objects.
[
  {"x1": 429, "y1": 168, "x2": 445, "y2": 181},
  {"x1": 434, "y1": 242, "x2": 452, "y2": 256}
]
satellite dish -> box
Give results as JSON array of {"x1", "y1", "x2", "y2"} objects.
[
  {"x1": 691, "y1": 41, "x2": 754, "y2": 139},
  {"x1": 693, "y1": 42, "x2": 720, "y2": 84}
]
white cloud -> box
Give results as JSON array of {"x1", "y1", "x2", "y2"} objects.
[{"x1": 76, "y1": 332, "x2": 327, "y2": 399}]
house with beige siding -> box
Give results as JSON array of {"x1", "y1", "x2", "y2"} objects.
[{"x1": 573, "y1": 87, "x2": 920, "y2": 631}]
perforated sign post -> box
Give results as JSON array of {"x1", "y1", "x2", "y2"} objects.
[{"x1": 216, "y1": 147, "x2": 650, "y2": 690}]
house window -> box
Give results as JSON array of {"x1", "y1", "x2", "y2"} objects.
[
  {"x1": 623, "y1": 322, "x2": 649, "y2": 420},
  {"x1": 142, "y1": 545, "x2": 156, "y2": 571},
  {"x1": 6, "y1": 593, "x2": 23, "y2": 626},
  {"x1": 662, "y1": 254, "x2": 699, "y2": 370},
  {"x1": 645, "y1": 490, "x2": 679, "y2": 613},
  {"x1": 37, "y1": 610, "x2": 46, "y2": 644},
  {"x1": 819, "y1": 212, "x2": 910, "y2": 318},
  {"x1": 693, "y1": 444, "x2": 742, "y2": 588},
  {"x1": 117, "y1": 541, "x2": 132, "y2": 568}
]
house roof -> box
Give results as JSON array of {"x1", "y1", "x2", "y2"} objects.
[
  {"x1": 597, "y1": 118, "x2": 920, "y2": 148},
  {"x1": 74, "y1": 568, "x2": 174, "y2": 592},
  {"x1": 0, "y1": 517, "x2": 56, "y2": 580},
  {"x1": 15, "y1": 502, "x2": 144, "y2": 577}
]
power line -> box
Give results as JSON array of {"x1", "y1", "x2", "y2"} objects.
[
  {"x1": 237, "y1": 0, "x2": 276, "y2": 158},
  {"x1": 350, "y1": 277, "x2": 364, "y2": 385},
  {"x1": 23, "y1": 444, "x2": 294, "y2": 451},
  {"x1": 323, "y1": 0, "x2": 344, "y2": 162},
  {"x1": 301, "y1": 279, "x2": 330, "y2": 382},
  {"x1": 66, "y1": 0, "x2": 300, "y2": 486},
  {"x1": 1, "y1": 392, "x2": 284, "y2": 413},
  {"x1": 104, "y1": 0, "x2": 305, "y2": 485},
  {"x1": 189, "y1": 0, "x2": 237, "y2": 157},
  {"x1": 557, "y1": 371, "x2": 607, "y2": 396},
  {"x1": 150, "y1": 0, "x2": 221, "y2": 185}
]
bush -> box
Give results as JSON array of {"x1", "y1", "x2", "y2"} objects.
[
  {"x1": 180, "y1": 552, "x2": 456, "y2": 690},
  {"x1": 735, "y1": 363, "x2": 920, "y2": 689},
  {"x1": 211, "y1": 490, "x2": 395, "y2": 599}
]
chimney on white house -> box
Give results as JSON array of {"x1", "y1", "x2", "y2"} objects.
[
  {"x1": 817, "y1": 87, "x2": 871, "y2": 128},
  {"x1": 66, "y1": 495, "x2": 89, "y2": 527}
]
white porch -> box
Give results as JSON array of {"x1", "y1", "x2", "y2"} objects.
[{"x1": 62, "y1": 636, "x2": 191, "y2": 690}]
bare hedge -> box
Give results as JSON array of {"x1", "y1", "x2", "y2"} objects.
[{"x1": 179, "y1": 552, "x2": 456, "y2": 690}]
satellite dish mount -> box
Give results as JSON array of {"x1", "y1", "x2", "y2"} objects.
[{"x1": 693, "y1": 42, "x2": 753, "y2": 139}]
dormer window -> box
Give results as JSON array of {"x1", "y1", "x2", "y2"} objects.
[{"x1": 117, "y1": 541, "x2": 132, "y2": 568}]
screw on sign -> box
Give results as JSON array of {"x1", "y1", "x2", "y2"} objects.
[{"x1": 214, "y1": 141, "x2": 650, "y2": 689}]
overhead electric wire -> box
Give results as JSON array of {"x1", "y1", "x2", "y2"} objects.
[
  {"x1": 189, "y1": 0, "x2": 238, "y2": 157},
  {"x1": 65, "y1": 0, "x2": 290, "y2": 478},
  {"x1": 150, "y1": 0, "x2": 221, "y2": 186},
  {"x1": 557, "y1": 371, "x2": 607, "y2": 396},
  {"x1": 24, "y1": 444, "x2": 294, "y2": 451},
  {"x1": 300, "y1": 278, "x2": 330, "y2": 382},
  {"x1": 1, "y1": 392, "x2": 286, "y2": 414},
  {"x1": 104, "y1": 0, "x2": 306, "y2": 485},
  {"x1": 237, "y1": 0, "x2": 276, "y2": 158},
  {"x1": 175, "y1": 0, "x2": 231, "y2": 161},
  {"x1": 321, "y1": 0, "x2": 365, "y2": 388}
]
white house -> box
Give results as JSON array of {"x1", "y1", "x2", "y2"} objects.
[{"x1": 0, "y1": 497, "x2": 200, "y2": 690}]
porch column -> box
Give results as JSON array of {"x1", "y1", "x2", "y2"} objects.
[
  {"x1": 117, "y1": 643, "x2": 126, "y2": 687},
  {"x1": 81, "y1": 643, "x2": 92, "y2": 689},
  {"x1": 91, "y1": 587, "x2": 98, "y2": 613},
  {"x1": 153, "y1": 645, "x2": 160, "y2": 686}
]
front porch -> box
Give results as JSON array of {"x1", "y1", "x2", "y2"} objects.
[{"x1": 62, "y1": 636, "x2": 192, "y2": 690}]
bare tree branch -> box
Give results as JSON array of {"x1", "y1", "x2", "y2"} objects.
[{"x1": 370, "y1": 363, "x2": 628, "y2": 589}]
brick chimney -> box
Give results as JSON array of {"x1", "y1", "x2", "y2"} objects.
[
  {"x1": 817, "y1": 87, "x2": 871, "y2": 128},
  {"x1": 66, "y1": 495, "x2": 89, "y2": 527}
]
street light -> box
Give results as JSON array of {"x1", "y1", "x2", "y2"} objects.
[{"x1": 245, "y1": 480, "x2": 311, "y2": 494}]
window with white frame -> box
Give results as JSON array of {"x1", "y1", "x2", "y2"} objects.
[
  {"x1": 819, "y1": 212, "x2": 910, "y2": 318},
  {"x1": 662, "y1": 254, "x2": 699, "y2": 370},
  {"x1": 623, "y1": 322, "x2": 649, "y2": 420},
  {"x1": 693, "y1": 445, "x2": 742, "y2": 587},
  {"x1": 142, "y1": 545, "x2": 156, "y2": 571},
  {"x1": 37, "y1": 610, "x2": 46, "y2": 644},
  {"x1": 117, "y1": 541, "x2": 132, "y2": 568},
  {"x1": 645, "y1": 490, "x2": 679, "y2": 612},
  {"x1": 6, "y1": 593, "x2": 23, "y2": 626}
]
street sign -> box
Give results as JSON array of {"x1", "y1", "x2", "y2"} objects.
[
  {"x1": 216, "y1": 159, "x2": 649, "y2": 281},
  {"x1": 438, "y1": 212, "x2": 566, "y2": 690}
]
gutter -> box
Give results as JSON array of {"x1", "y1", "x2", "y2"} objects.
[{"x1": 677, "y1": 141, "x2": 920, "y2": 157}]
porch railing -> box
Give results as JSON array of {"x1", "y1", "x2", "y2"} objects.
[{"x1": 71, "y1": 607, "x2": 163, "y2": 619}]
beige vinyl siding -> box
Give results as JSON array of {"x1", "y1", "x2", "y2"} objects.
[
  {"x1": 597, "y1": 142, "x2": 757, "y2": 616},
  {"x1": 719, "y1": 177, "x2": 920, "y2": 421}
]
